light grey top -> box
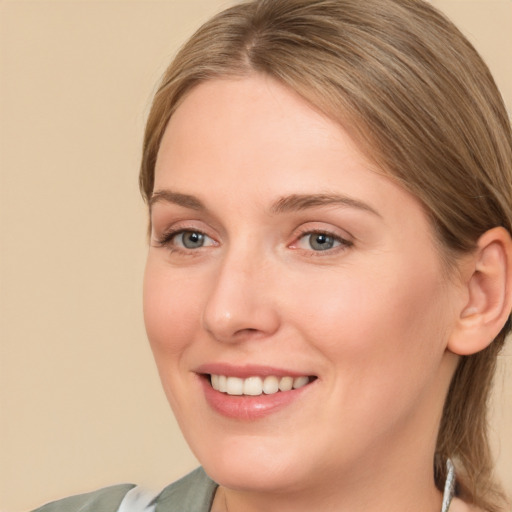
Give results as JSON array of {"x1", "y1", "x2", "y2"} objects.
[
  {"x1": 31, "y1": 468, "x2": 216, "y2": 512},
  {"x1": 154, "y1": 467, "x2": 217, "y2": 512}
]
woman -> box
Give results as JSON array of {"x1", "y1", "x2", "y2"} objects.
[{"x1": 35, "y1": 0, "x2": 512, "y2": 511}]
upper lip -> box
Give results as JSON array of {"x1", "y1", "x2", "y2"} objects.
[{"x1": 195, "y1": 363, "x2": 315, "y2": 379}]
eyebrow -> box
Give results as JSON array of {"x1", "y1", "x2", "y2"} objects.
[
  {"x1": 270, "y1": 193, "x2": 381, "y2": 217},
  {"x1": 149, "y1": 190, "x2": 205, "y2": 211},
  {"x1": 149, "y1": 189, "x2": 380, "y2": 217}
]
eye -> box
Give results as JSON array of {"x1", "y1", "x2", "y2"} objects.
[
  {"x1": 155, "y1": 228, "x2": 217, "y2": 251},
  {"x1": 302, "y1": 233, "x2": 339, "y2": 251},
  {"x1": 294, "y1": 231, "x2": 351, "y2": 252},
  {"x1": 172, "y1": 230, "x2": 215, "y2": 249}
]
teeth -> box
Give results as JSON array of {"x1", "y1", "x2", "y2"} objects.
[
  {"x1": 210, "y1": 374, "x2": 311, "y2": 396},
  {"x1": 244, "y1": 376, "x2": 263, "y2": 396},
  {"x1": 226, "y1": 376, "x2": 244, "y2": 395},
  {"x1": 292, "y1": 376, "x2": 309, "y2": 389},
  {"x1": 262, "y1": 376, "x2": 279, "y2": 394},
  {"x1": 278, "y1": 376, "x2": 293, "y2": 392}
]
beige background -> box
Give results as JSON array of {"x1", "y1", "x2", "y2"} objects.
[{"x1": 0, "y1": 1, "x2": 511, "y2": 511}]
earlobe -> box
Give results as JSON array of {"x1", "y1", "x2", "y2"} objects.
[{"x1": 448, "y1": 227, "x2": 512, "y2": 356}]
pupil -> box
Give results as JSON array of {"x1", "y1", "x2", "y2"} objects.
[
  {"x1": 184, "y1": 232, "x2": 204, "y2": 248},
  {"x1": 311, "y1": 234, "x2": 333, "y2": 251}
]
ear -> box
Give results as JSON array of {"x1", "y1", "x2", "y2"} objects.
[{"x1": 447, "y1": 227, "x2": 512, "y2": 356}]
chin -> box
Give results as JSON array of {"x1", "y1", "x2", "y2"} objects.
[
  {"x1": 189, "y1": 433, "x2": 308, "y2": 492},
  {"x1": 205, "y1": 459, "x2": 302, "y2": 494}
]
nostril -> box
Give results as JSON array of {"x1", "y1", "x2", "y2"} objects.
[{"x1": 233, "y1": 327, "x2": 259, "y2": 337}]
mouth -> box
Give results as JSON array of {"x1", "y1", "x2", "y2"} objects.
[
  {"x1": 197, "y1": 366, "x2": 318, "y2": 419},
  {"x1": 207, "y1": 374, "x2": 317, "y2": 396}
]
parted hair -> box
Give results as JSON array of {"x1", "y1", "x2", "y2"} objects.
[{"x1": 140, "y1": 1, "x2": 512, "y2": 510}]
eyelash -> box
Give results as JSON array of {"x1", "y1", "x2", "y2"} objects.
[
  {"x1": 155, "y1": 227, "x2": 214, "y2": 253},
  {"x1": 155, "y1": 225, "x2": 353, "y2": 257},
  {"x1": 293, "y1": 228, "x2": 353, "y2": 255}
]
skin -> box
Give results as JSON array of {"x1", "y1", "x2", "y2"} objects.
[{"x1": 143, "y1": 74, "x2": 472, "y2": 512}]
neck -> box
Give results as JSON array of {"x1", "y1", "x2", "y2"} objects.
[{"x1": 211, "y1": 453, "x2": 443, "y2": 512}]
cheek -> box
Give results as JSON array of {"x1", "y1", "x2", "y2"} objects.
[
  {"x1": 290, "y1": 263, "x2": 453, "y2": 441},
  {"x1": 143, "y1": 258, "x2": 209, "y2": 421},
  {"x1": 292, "y1": 261, "x2": 450, "y2": 375},
  {"x1": 143, "y1": 258, "x2": 203, "y2": 360}
]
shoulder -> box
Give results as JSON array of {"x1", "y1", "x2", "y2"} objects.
[
  {"x1": 31, "y1": 483, "x2": 135, "y2": 512},
  {"x1": 30, "y1": 468, "x2": 217, "y2": 512}
]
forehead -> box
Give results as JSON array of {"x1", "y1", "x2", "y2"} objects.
[
  {"x1": 155, "y1": 75, "x2": 380, "y2": 189},
  {"x1": 159, "y1": 76, "x2": 406, "y2": 200}
]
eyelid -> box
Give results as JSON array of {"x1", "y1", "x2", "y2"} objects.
[
  {"x1": 174, "y1": 230, "x2": 217, "y2": 249},
  {"x1": 153, "y1": 223, "x2": 218, "y2": 251},
  {"x1": 296, "y1": 232, "x2": 342, "y2": 250},
  {"x1": 289, "y1": 225, "x2": 354, "y2": 254}
]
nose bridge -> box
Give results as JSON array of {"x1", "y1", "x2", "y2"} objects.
[{"x1": 201, "y1": 242, "x2": 279, "y2": 342}]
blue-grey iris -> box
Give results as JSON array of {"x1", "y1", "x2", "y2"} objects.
[
  {"x1": 182, "y1": 231, "x2": 205, "y2": 249},
  {"x1": 309, "y1": 233, "x2": 335, "y2": 251}
]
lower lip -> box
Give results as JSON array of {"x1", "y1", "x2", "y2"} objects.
[{"x1": 199, "y1": 376, "x2": 313, "y2": 420}]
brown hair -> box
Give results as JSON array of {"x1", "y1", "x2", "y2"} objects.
[{"x1": 140, "y1": 1, "x2": 512, "y2": 509}]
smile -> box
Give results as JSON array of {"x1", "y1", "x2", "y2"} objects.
[
  {"x1": 198, "y1": 368, "x2": 318, "y2": 419},
  {"x1": 210, "y1": 374, "x2": 313, "y2": 396}
]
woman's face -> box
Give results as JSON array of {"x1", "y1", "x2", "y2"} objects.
[{"x1": 144, "y1": 75, "x2": 462, "y2": 494}]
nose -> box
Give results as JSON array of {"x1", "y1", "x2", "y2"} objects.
[{"x1": 201, "y1": 251, "x2": 280, "y2": 343}]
